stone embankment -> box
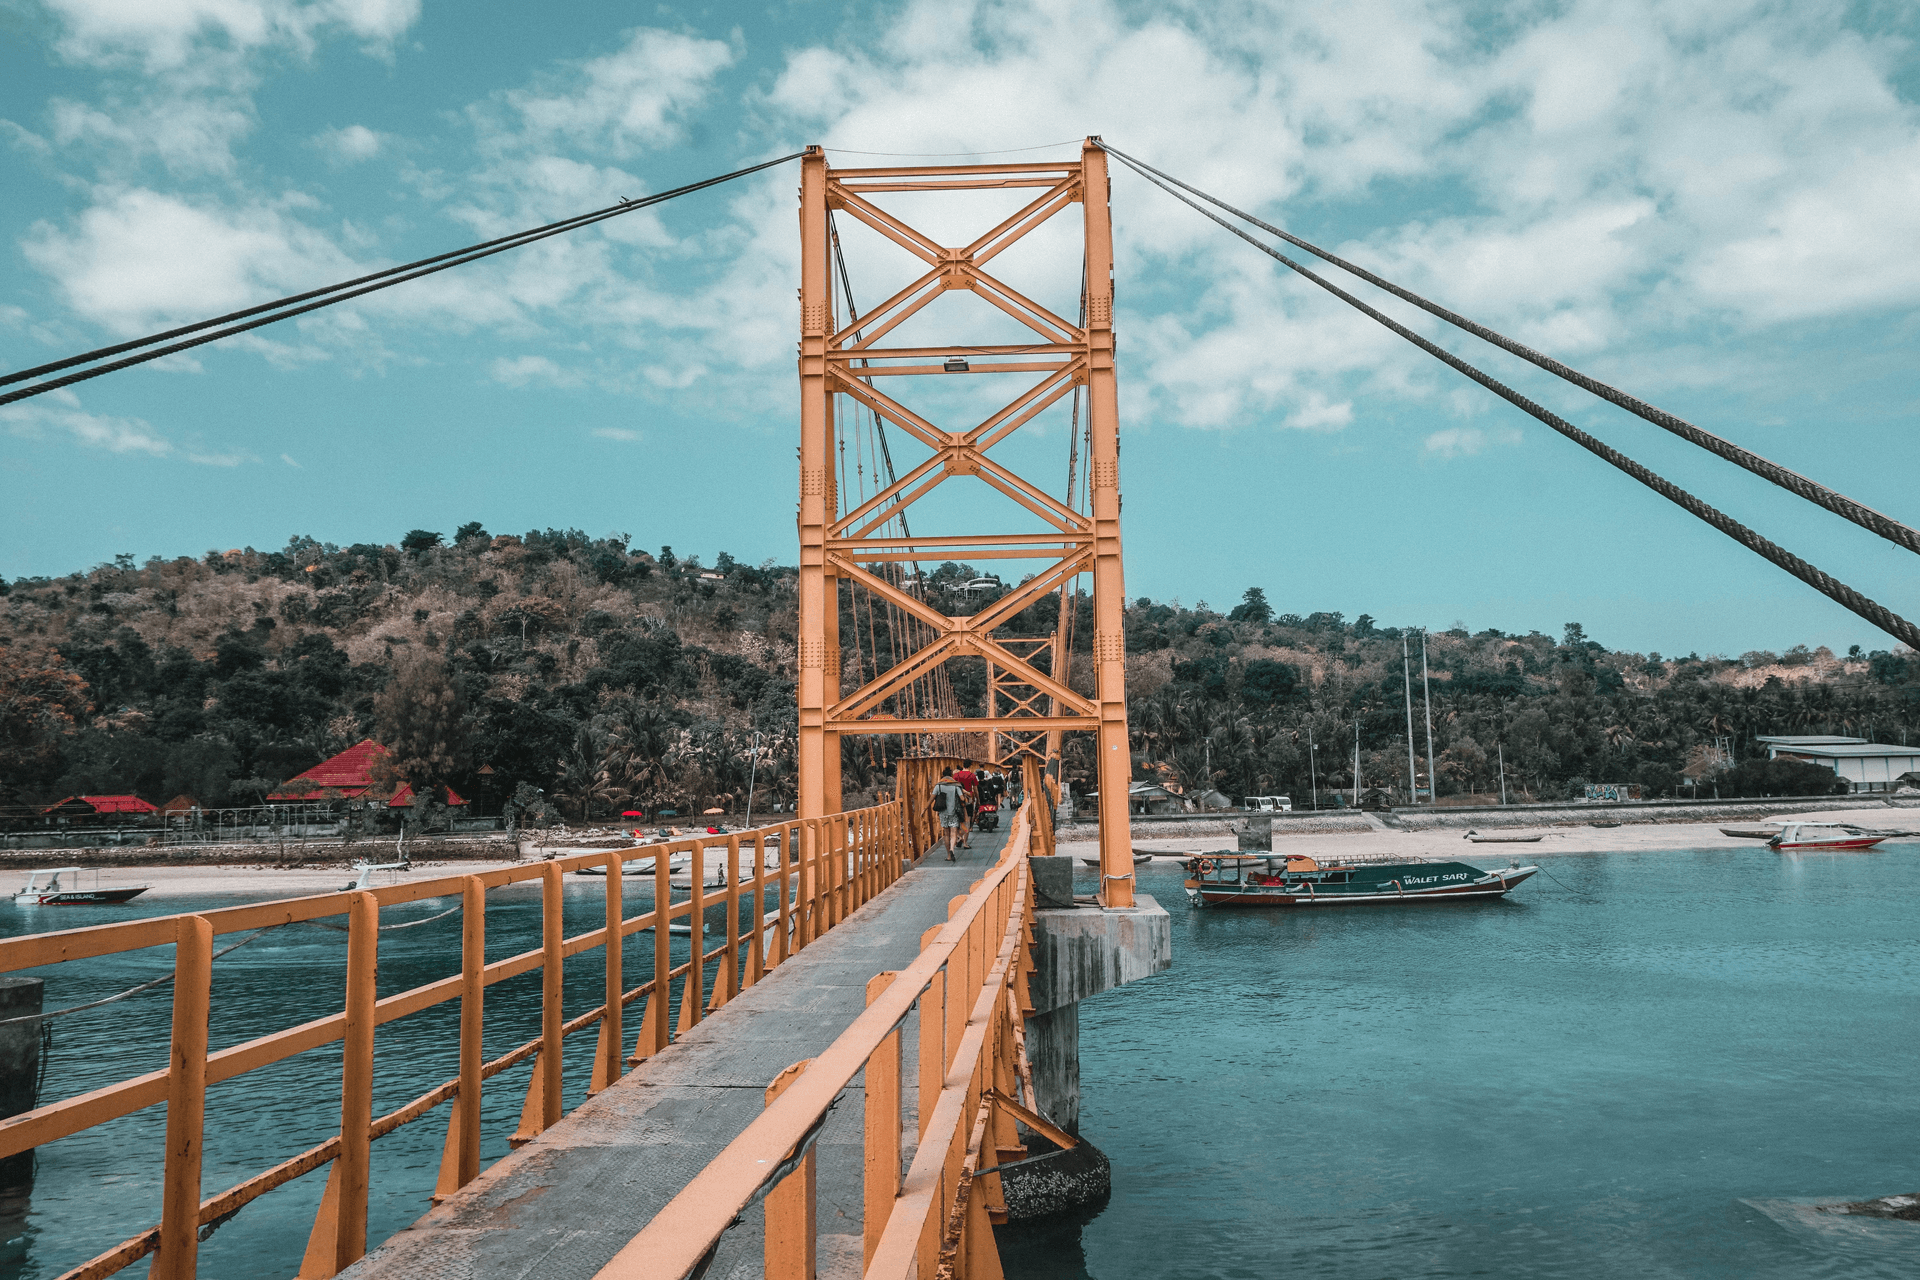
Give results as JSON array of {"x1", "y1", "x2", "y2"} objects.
[
  {"x1": 1057, "y1": 794, "x2": 1920, "y2": 843},
  {"x1": 0, "y1": 835, "x2": 519, "y2": 870}
]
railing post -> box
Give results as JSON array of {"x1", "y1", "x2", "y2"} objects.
[
  {"x1": 595, "y1": 852, "x2": 623, "y2": 1090},
  {"x1": 918, "y1": 925, "x2": 944, "y2": 1138},
  {"x1": 746, "y1": 831, "x2": 767, "y2": 987},
  {"x1": 336, "y1": 890, "x2": 379, "y2": 1267},
  {"x1": 863, "y1": 972, "x2": 901, "y2": 1269},
  {"x1": 797, "y1": 820, "x2": 817, "y2": 951},
  {"x1": 775, "y1": 824, "x2": 793, "y2": 967},
  {"x1": 152, "y1": 914, "x2": 211, "y2": 1280},
  {"x1": 713, "y1": 833, "x2": 741, "y2": 1009},
  {"x1": 458, "y1": 876, "x2": 485, "y2": 1185},
  {"x1": 681, "y1": 838, "x2": 707, "y2": 1031},
  {"x1": 542, "y1": 862, "x2": 564, "y2": 1127},
  {"x1": 654, "y1": 841, "x2": 672, "y2": 1055},
  {"x1": 764, "y1": 1059, "x2": 817, "y2": 1280}
]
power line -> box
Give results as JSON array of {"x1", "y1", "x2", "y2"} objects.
[
  {"x1": 0, "y1": 151, "x2": 805, "y2": 408},
  {"x1": 1106, "y1": 148, "x2": 1920, "y2": 653},
  {"x1": 1096, "y1": 141, "x2": 1920, "y2": 560}
]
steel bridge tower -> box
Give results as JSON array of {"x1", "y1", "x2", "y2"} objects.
[{"x1": 795, "y1": 138, "x2": 1135, "y2": 905}]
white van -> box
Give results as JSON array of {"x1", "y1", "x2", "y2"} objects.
[{"x1": 1245, "y1": 795, "x2": 1293, "y2": 813}]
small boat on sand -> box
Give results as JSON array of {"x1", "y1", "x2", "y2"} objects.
[
  {"x1": 1463, "y1": 830, "x2": 1543, "y2": 843},
  {"x1": 14, "y1": 867, "x2": 149, "y2": 906},
  {"x1": 1720, "y1": 824, "x2": 1782, "y2": 840},
  {"x1": 1768, "y1": 822, "x2": 1887, "y2": 853},
  {"x1": 1183, "y1": 853, "x2": 1536, "y2": 907}
]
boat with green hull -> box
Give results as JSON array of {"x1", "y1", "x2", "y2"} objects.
[{"x1": 1182, "y1": 852, "x2": 1536, "y2": 907}]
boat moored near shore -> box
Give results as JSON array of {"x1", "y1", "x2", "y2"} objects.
[{"x1": 1182, "y1": 852, "x2": 1537, "y2": 907}]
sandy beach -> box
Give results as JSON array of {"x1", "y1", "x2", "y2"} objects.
[{"x1": 1058, "y1": 808, "x2": 1920, "y2": 863}]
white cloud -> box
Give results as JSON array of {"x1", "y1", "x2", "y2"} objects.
[
  {"x1": 491, "y1": 355, "x2": 581, "y2": 387},
  {"x1": 3, "y1": 391, "x2": 256, "y2": 465},
  {"x1": 317, "y1": 124, "x2": 386, "y2": 162},
  {"x1": 48, "y1": 93, "x2": 255, "y2": 176},
  {"x1": 23, "y1": 188, "x2": 357, "y2": 335},
  {"x1": 44, "y1": 0, "x2": 421, "y2": 70},
  {"x1": 3, "y1": 394, "x2": 159, "y2": 456},
  {"x1": 281, "y1": 453, "x2": 301, "y2": 467},
  {"x1": 486, "y1": 27, "x2": 735, "y2": 159},
  {"x1": 1424, "y1": 426, "x2": 1522, "y2": 459},
  {"x1": 592, "y1": 426, "x2": 641, "y2": 441}
]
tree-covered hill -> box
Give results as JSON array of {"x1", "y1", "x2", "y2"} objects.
[{"x1": 3, "y1": 530, "x2": 1916, "y2": 818}]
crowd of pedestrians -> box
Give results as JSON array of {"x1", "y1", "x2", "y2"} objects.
[{"x1": 927, "y1": 763, "x2": 1011, "y2": 860}]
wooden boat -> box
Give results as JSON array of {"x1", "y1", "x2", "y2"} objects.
[
  {"x1": 1080, "y1": 852, "x2": 1155, "y2": 867},
  {"x1": 1768, "y1": 822, "x2": 1887, "y2": 853},
  {"x1": 1182, "y1": 852, "x2": 1536, "y2": 907},
  {"x1": 1719, "y1": 824, "x2": 1782, "y2": 840},
  {"x1": 1463, "y1": 830, "x2": 1543, "y2": 843},
  {"x1": 13, "y1": 867, "x2": 149, "y2": 906}
]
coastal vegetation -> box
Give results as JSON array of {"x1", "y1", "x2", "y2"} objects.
[{"x1": 3, "y1": 532, "x2": 1916, "y2": 818}]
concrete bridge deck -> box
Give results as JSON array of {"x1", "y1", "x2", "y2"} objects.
[{"x1": 344, "y1": 833, "x2": 1011, "y2": 1280}]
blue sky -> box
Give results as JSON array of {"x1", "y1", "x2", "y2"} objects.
[{"x1": 3, "y1": 0, "x2": 1918, "y2": 658}]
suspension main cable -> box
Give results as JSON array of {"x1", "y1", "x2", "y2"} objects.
[
  {"x1": 1111, "y1": 152, "x2": 1920, "y2": 652},
  {"x1": 1096, "y1": 141, "x2": 1920, "y2": 559},
  {"x1": 1, "y1": 151, "x2": 806, "y2": 408}
]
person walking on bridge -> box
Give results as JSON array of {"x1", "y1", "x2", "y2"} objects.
[
  {"x1": 952, "y1": 763, "x2": 979, "y2": 849},
  {"x1": 931, "y1": 768, "x2": 966, "y2": 861}
]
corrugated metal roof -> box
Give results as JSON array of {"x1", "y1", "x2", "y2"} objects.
[{"x1": 1769, "y1": 743, "x2": 1920, "y2": 759}]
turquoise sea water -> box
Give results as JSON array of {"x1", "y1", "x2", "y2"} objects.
[
  {"x1": 0, "y1": 877, "x2": 732, "y2": 1279},
  {"x1": 999, "y1": 847, "x2": 1920, "y2": 1280}
]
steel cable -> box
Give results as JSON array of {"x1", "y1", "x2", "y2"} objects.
[
  {"x1": 1096, "y1": 141, "x2": 1920, "y2": 559},
  {"x1": 0, "y1": 151, "x2": 805, "y2": 408},
  {"x1": 1109, "y1": 152, "x2": 1920, "y2": 652}
]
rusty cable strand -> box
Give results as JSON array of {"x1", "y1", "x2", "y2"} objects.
[
  {"x1": 1112, "y1": 153, "x2": 1920, "y2": 652},
  {"x1": 1, "y1": 151, "x2": 807, "y2": 408},
  {"x1": 1097, "y1": 141, "x2": 1920, "y2": 559}
]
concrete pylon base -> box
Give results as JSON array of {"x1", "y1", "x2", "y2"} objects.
[{"x1": 997, "y1": 1133, "x2": 1112, "y2": 1221}]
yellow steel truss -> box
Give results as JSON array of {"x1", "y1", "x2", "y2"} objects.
[{"x1": 796, "y1": 139, "x2": 1134, "y2": 902}]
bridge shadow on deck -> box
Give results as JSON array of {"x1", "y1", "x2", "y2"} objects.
[{"x1": 342, "y1": 826, "x2": 1012, "y2": 1280}]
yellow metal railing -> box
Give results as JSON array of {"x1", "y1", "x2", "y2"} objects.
[
  {"x1": 596, "y1": 755, "x2": 1059, "y2": 1280},
  {"x1": 0, "y1": 801, "x2": 918, "y2": 1280}
]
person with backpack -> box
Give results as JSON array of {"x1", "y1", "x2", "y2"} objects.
[
  {"x1": 930, "y1": 768, "x2": 966, "y2": 860},
  {"x1": 951, "y1": 764, "x2": 978, "y2": 849}
]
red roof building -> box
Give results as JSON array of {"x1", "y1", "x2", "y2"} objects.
[
  {"x1": 41, "y1": 795, "x2": 159, "y2": 819},
  {"x1": 269, "y1": 740, "x2": 467, "y2": 807}
]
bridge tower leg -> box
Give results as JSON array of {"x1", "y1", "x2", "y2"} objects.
[
  {"x1": 1081, "y1": 141, "x2": 1133, "y2": 905},
  {"x1": 793, "y1": 138, "x2": 1134, "y2": 902},
  {"x1": 797, "y1": 146, "x2": 840, "y2": 820}
]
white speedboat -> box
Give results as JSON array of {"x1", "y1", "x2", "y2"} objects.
[{"x1": 14, "y1": 867, "x2": 149, "y2": 905}]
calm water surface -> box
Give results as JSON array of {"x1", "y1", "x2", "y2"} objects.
[
  {"x1": 999, "y1": 847, "x2": 1920, "y2": 1280},
  {"x1": 0, "y1": 876, "x2": 735, "y2": 1279}
]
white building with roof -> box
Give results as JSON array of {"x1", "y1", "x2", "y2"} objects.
[{"x1": 1756, "y1": 735, "x2": 1920, "y2": 793}]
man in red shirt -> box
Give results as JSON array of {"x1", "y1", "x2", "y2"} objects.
[{"x1": 951, "y1": 765, "x2": 978, "y2": 849}]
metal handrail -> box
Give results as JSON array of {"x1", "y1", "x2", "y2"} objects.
[
  {"x1": 593, "y1": 793, "x2": 1045, "y2": 1280},
  {"x1": 0, "y1": 801, "x2": 917, "y2": 1280}
]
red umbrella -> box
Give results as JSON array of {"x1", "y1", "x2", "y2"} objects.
[{"x1": 621, "y1": 810, "x2": 645, "y2": 817}]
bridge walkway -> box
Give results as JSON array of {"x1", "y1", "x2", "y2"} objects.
[{"x1": 343, "y1": 829, "x2": 1010, "y2": 1280}]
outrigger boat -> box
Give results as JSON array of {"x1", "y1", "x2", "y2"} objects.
[
  {"x1": 1182, "y1": 852, "x2": 1537, "y2": 907},
  {"x1": 14, "y1": 867, "x2": 149, "y2": 906},
  {"x1": 1767, "y1": 822, "x2": 1888, "y2": 853}
]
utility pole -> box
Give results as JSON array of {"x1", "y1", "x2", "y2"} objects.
[
  {"x1": 1308, "y1": 733, "x2": 1318, "y2": 812},
  {"x1": 1402, "y1": 634, "x2": 1418, "y2": 804},
  {"x1": 1421, "y1": 629, "x2": 1437, "y2": 805},
  {"x1": 1352, "y1": 720, "x2": 1360, "y2": 808},
  {"x1": 1498, "y1": 741, "x2": 1508, "y2": 805}
]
